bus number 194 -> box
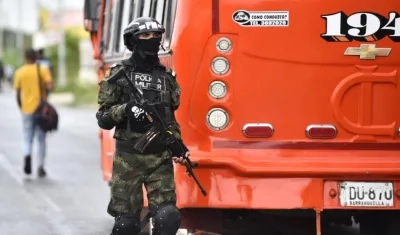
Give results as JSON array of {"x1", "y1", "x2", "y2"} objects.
[{"x1": 321, "y1": 11, "x2": 400, "y2": 42}]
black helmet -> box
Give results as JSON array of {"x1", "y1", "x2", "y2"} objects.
[{"x1": 123, "y1": 17, "x2": 165, "y2": 51}]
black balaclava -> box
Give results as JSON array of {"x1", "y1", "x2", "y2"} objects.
[{"x1": 130, "y1": 37, "x2": 162, "y2": 72}]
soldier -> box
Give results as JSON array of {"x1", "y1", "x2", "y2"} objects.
[{"x1": 96, "y1": 17, "x2": 188, "y2": 235}]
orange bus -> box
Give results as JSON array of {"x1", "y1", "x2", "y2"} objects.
[{"x1": 84, "y1": 0, "x2": 400, "y2": 234}]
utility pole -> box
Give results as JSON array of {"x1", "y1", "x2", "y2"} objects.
[
  {"x1": 0, "y1": 0, "x2": 4, "y2": 57},
  {"x1": 0, "y1": 29, "x2": 3, "y2": 57},
  {"x1": 57, "y1": 0, "x2": 67, "y2": 88},
  {"x1": 16, "y1": 0, "x2": 24, "y2": 66}
]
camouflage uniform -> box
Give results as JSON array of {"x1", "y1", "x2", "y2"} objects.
[
  {"x1": 98, "y1": 16, "x2": 187, "y2": 235},
  {"x1": 108, "y1": 150, "x2": 175, "y2": 217},
  {"x1": 97, "y1": 63, "x2": 182, "y2": 230}
]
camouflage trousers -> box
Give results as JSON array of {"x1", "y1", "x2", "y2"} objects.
[{"x1": 107, "y1": 149, "x2": 176, "y2": 218}]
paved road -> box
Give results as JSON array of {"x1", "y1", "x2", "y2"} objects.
[
  {"x1": 0, "y1": 87, "x2": 113, "y2": 235},
  {"x1": 0, "y1": 86, "x2": 360, "y2": 235}
]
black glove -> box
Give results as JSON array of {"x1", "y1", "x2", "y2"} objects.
[
  {"x1": 166, "y1": 134, "x2": 189, "y2": 157},
  {"x1": 125, "y1": 101, "x2": 148, "y2": 122}
]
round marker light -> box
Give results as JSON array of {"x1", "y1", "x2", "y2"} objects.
[
  {"x1": 206, "y1": 108, "x2": 229, "y2": 130},
  {"x1": 209, "y1": 81, "x2": 227, "y2": 99},
  {"x1": 216, "y1": 37, "x2": 232, "y2": 53},
  {"x1": 211, "y1": 57, "x2": 229, "y2": 75}
]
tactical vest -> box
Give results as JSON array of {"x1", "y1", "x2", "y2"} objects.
[{"x1": 122, "y1": 64, "x2": 173, "y2": 133}]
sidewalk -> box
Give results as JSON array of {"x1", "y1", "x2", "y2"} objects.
[
  {"x1": 48, "y1": 92, "x2": 75, "y2": 106},
  {"x1": 48, "y1": 91, "x2": 97, "y2": 109},
  {"x1": 1, "y1": 83, "x2": 97, "y2": 109}
]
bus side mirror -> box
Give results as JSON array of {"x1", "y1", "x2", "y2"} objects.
[{"x1": 84, "y1": 0, "x2": 101, "y2": 33}]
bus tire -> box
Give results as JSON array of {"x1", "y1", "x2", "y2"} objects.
[{"x1": 386, "y1": 214, "x2": 400, "y2": 235}]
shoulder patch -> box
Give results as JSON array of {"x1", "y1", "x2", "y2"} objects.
[
  {"x1": 105, "y1": 63, "x2": 123, "y2": 79},
  {"x1": 104, "y1": 69, "x2": 111, "y2": 78}
]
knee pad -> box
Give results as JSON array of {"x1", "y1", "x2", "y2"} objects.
[
  {"x1": 152, "y1": 204, "x2": 181, "y2": 235},
  {"x1": 111, "y1": 215, "x2": 140, "y2": 235}
]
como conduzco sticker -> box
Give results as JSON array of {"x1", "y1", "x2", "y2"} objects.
[{"x1": 232, "y1": 10, "x2": 289, "y2": 27}]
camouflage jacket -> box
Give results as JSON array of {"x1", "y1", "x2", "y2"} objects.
[{"x1": 96, "y1": 62, "x2": 182, "y2": 140}]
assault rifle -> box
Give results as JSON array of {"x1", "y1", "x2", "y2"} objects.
[{"x1": 111, "y1": 65, "x2": 207, "y2": 197}]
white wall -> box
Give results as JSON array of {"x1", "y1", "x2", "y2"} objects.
[
  {"x1": 79, "y1": 39, "x2": 98, "y2": 85},
  {"x1": 0, "y1": 0, "x2": 84, "y2": 33}
]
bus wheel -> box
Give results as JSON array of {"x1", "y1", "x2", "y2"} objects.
[
  {"x1": 359, "y1": 212, "x2": 386, "y2": 235},
  {"x1": 386, "y1": 215, "x2": 400, "y2": 235},
  {"x1": 359, "y1": 212, "x2": 400, "y2": 235}
]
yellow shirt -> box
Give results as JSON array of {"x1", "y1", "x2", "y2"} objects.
[{"x1": 14, "y1": 64, "x2": 53, "y2": 114}]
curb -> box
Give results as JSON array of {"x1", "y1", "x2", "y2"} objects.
[{"x1": 48, "y1": 92, "x2": 75, "y2": 106}]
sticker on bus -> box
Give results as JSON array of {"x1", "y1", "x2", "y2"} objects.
[{"x1": 232, "y1": 10, "x2": 289, "y2": 27}]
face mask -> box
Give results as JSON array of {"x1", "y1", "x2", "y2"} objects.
[{"x1": 136, "y1": 37, "x2": 161, "y2": 55}]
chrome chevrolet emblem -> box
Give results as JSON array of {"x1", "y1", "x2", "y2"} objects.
[{"x1": 344, "y1": 44, "x2": 391, "y2": 59}]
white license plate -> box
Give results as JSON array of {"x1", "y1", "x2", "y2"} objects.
[{"x1": 339, "y1": 181, "x2": 394, "y2": 207}]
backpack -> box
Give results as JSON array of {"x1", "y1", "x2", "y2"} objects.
[
  {"x1": 35, "y1": 100, "x2": 59, "y2": 132},
  {"x1": 34, "y1": 63, "x2": 59, "y2": 133}
]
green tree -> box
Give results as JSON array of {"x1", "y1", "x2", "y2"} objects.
[{"x1": 47, "y1": 31, "x2": 80, "y2": 87}]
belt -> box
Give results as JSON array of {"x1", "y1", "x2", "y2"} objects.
[{"x1": 116, "y1": 138, "x2": 168, "y2": 154}]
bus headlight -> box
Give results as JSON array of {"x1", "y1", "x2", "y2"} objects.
[
  {"x1": 206, "y1": 108, "x2": 229, "y2": 130},
  {"x1": 209, "y1": 81, "x2": 227, "y2": 99},
  {"x1": 216, "y1": 37, "x2": 232, "y2": 53},
  {"x1": 211, "y1": 57, "x2": 229, "y2": 75}
]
